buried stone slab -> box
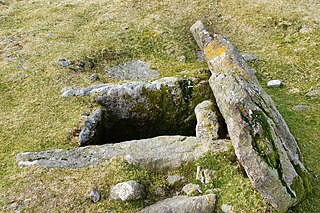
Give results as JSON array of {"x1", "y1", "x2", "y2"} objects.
[
  {"x1": 137, "y1": 194, "x2": 217, "y2": 213},
  {"x1": 190, "y1": 21, "x2": 312, "y2": 211},
  {"x1": 65, "y1": 77, "x2": 225, "y2": 146},
  {"x1": 16, "y1": 136, "x2": 231, "y2": 171}
]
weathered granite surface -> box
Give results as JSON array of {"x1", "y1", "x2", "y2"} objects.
[
  {"x1": 190, "y1": 20, "x2": 311, "y2": 212},
  {"x1": 16, "y1": 136, "x2": 230, "y2": 172}
]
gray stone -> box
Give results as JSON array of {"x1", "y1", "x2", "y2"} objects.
[
  {"x1": 221, "y1": 204, "x2": 235, "y2": 213},
  {"x1": 106, "y1": 60, "x2": 160, "y2": 81},
  {"x1": 15, "y1": 201, "x2": 24, "y2": 212},
  {"x1": 182, "y1": 183, "x2": 201, "y2": 195},
  {"x1": 78, "y1": 108, "x2": 105, "y2": 146},
  {"x1": 89, "y1": 73, "x2": 99, "y2": 81},
  {"x1": 16, "y1": 136, "x2": 231, "y2": 171},
  {"x1": 195, "y1": 100, "x2": 220, "y2": 140},
  {"x1": 58, "y1": 59, "x2": 70, "y2": 67},
  {"x1": 190, "y1": 20, "x2": 311, "y2": 212},
  {"x1": 267, "y1": 80, "x2": 283, "y2": 88},
  {"x1": 90, "y1": 188, "x2": 101, "y2": 203},
  {"x1": 299, "y1": 27, "x2": 312, "y2": 34},
  {"x1": 137, "y1": 194, "x2": 217, "y2": 213},
  {"x1": 61, "y1": 84, "x2": 107, "y2": 97},
  {"x1": 154, "y1": 186, "x2": 166, "y2": 197},
  {"x1": 240, "y1": 52, "x2": 258, "y2": 61},
  {"x1": 305, "y1": 89, "x2": 320, "y2": 97},
  {"x1": 292, "y1": 105, "x2": 311, "y2": 110},
  {"x1": 166, "y1": 175, "x2": 186, "y2": 187},
  {"x1": 109, "y1": 180, "x2": 144, "y2": 201},
  {"x1": 178, "y1": 55, "x2": 186, "y2": 62}
]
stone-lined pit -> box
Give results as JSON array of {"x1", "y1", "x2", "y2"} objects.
[{"x1": 77, "y1": 77, "x2": 227, "y2": 146}]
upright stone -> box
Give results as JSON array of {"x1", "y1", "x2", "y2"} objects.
[{"x1": 190, "y1": 20, "x2": 311, "y2": 212}]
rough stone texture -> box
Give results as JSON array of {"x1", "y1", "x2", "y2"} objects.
[
  {"x1": 16, "y1": 136, "x2": 231, "y2": 172},
  {"x1": 166, "y1": 175, "x2": 186, "y2": 187},
  {"x1": 109, "y1": 180, "x2": 144, "y2": 201},
  {"x1": 305, "y1": 89, "x2": 320, "y2": 97},
  {"x1": 66, "y1": 77, "x2": 221, "y2": 144},
  {"x1": 191, "y1": 20, "x2": 311, "y2": 212},
  {"x1": 78, "y1": 108, "x2": 105, "y2": 146},
  {"x1": 105, "y1": 60, "x2": 160, "y2": 81},
  {"x1": 182, "y1": 183, "x2": 201, "y2": 195},
  {"x1": 195, "y1": 100, "x2": 220, "y2": 140},
  {"x1": 137, "y1": 194, "x2": 217, "y2": 213},
  {"x1": 267, "y1": 80, "x2": 283, "y2": 88}
]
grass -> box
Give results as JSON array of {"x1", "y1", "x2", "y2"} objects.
[{"x1": 0, "y1": 0, "x2": 319, "y2": 212}]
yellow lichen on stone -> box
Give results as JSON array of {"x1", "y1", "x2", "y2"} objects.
[{"x1": 204, "y1": 42, "x2": 226, "y2": 60}]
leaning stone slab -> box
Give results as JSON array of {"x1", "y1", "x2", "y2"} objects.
[
  {"x1": 16, "y1": 136, "x2": 230, "y2": 172},
  {"x1": 190, "y1": 21, "x2": 311, "y2": 212},
  {"x1": 137, "y1": 194, "x2": 217, "y2": 213}
]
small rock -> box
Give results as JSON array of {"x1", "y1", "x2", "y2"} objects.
[
  {"x1": 44, "y1": 33, "x2": 55, "y2": 38},
  {"x1": 292, "y1": 105, "x2": 311, "y2": 110},
  {"x1": 89, "y1": 73, "x2": 99, "y2": 81},
  {"x1": 178, "y1": 55, "x2": 186, "y2": 62},
  {"x1": 58, "y1": 59, "x2": 71, "y2": 67},
  {"x1": 15, "y1": 201, "x2": 24, "y2": 212},
  {"x1": 240, "y1": 52, "x2": 258, "y2": 61},
  {"x1": 267, "y1": 80, "x2": 282, "y2": 88},
  {"x1": 166, "y1": 175, "x2": 185, "y2": 187},
  {"x1": 195, "y1": 51, "x2": 205, "y2": 61},
  {"x1": 221, "y1": 204, "x2": 235, "y2": 213},
  {"x1": 90, "y1": 188, "x2": 101, "y2": 203},
  {"x1": 137, "y1": 194, "x2": 217, "y2": 213},
  {"x1": 109, "y1": 180, "x2": 144, "y2": 201},
  {"x1": 305, "y1": 90, "x2": 320, "y2": 97},
  {"x1": 182, "y1": 183, "x2": 201, "y2": 195},
  {"x1": 299, "y1": 27, "x2": 312, "y2": 34},
  {"x1": 196, "y1": 166, "x2": 215, "y2": 184}
]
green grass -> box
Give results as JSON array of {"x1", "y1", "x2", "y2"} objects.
[{"x1": 0, "y1": 0, "x2": 319, "y2": 212}]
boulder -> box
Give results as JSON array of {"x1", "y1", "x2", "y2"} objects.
[
  {"x1": 109, "y1": 180, "x2": 144, "y2": 201},
  {"x1": 190, "y1": 20, "x2": 311, "y2": 212},
  {"x1": 16, "y1": 136, "x2": 231, "y2": 172},
  {"x1": 137, "y1": 194, "x2": 217, "y2": 213},
  {"x1": 105, "y1": 60, "x2": 160, "y2": 81}
]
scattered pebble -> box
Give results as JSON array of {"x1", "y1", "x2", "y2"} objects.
[
  {"x1": 292, "y1": 105, "x2": 311, "y2": 110},
  {"x1": 89, "y1": 73, "x2": 99, "y2": 81},
  {"x1": 221, "y1": 204, "x2": 235, "y2": 213},
  {"x1": 305, "y1": 90, "x2": 320, "y2": 97},
  {"x1": 166, "y1": 175, "x2": 185, "y2": 187},
  {"x1": 90, "y1": 188, "x2": 101, "y2": 203},
  {"x1": 267, "y1": 80, "x2": 282, "y2": 88},
  {"x1": 15, "y1": 201, "x2": 25, "y2": 212},
  {"x1": 58, "y1": 59, "x2": 71, "y2": 67},
  {"x1": 178, "y1": 55, "x2": 186, "y2": 62},
  {"x1": 182, "y1": 183, "x2": 201, "y2": 195},
  {"x1": 44, "y1": 33, "x2": 55, "y2": 38},
  {"x1": 299, "y1": 27, "x2": 312, "y2": 34},
  {"x1": 109, "y1": 180, "x2": 145, "y2": 201}
]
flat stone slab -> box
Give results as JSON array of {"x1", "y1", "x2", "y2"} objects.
[
  {"x1": 106, "y1": 60, "x2": 160, "y2": 81},
  {"x1": 16, "y1": 136, "x2": 230, "y2": 172},
  {"x1": 137, "y1": 194, "x2": 217, "y2": 213}
]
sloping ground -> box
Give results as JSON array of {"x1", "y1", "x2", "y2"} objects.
[{"x1": 0, "y1": 0, "x2": 319, "y2": 212}]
